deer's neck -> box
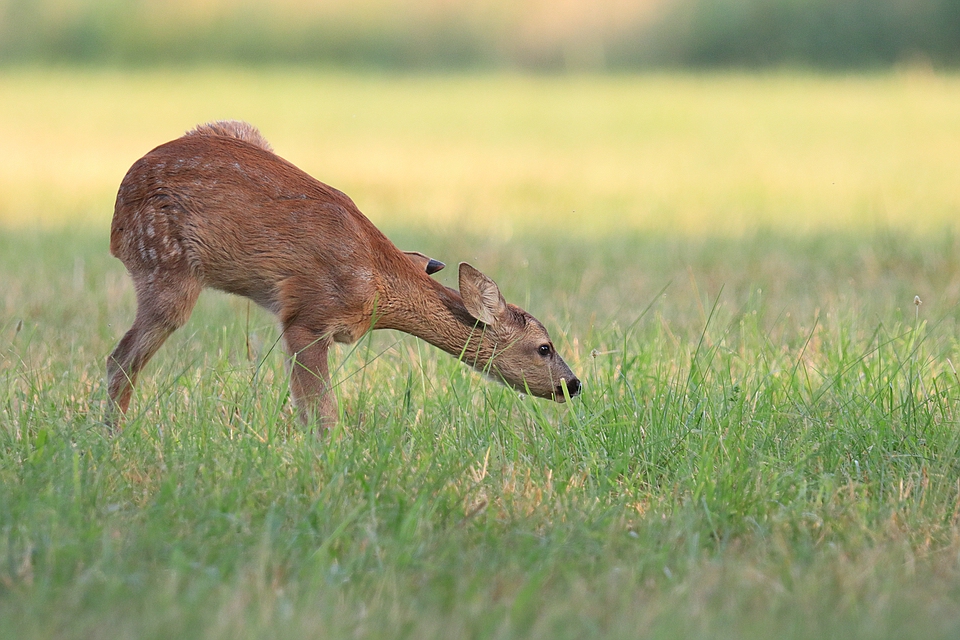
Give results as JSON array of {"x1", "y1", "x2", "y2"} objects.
[{"x1": 375, "y1": 275, "x2": 492, "y2": 366}]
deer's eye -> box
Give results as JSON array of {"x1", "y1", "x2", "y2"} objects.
[{"x1": 538, "y1": 344, "x2": 552, "y2": 357}]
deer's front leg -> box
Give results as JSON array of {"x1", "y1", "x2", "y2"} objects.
[{"x1": 282, "y1": 323, "x2": 337, "y2": 429}]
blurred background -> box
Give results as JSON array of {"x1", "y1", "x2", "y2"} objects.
[
  {"x1": 1, "y1": 1, "x2": 959, "y2": 236},
  {"x1": 2, "y1": 0, "x2": 958, "y2": 71}
]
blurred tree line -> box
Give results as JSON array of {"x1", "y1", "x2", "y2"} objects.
[{"x1": 1, "y1": 0, "x2": 957, "y2": 70}]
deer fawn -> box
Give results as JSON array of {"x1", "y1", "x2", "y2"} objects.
[{"x1": 107, "y1": 121, "x2": 580, "y2": 428}]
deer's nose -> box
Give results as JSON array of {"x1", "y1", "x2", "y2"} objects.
[{"x1": 560, "y1": 378, "x2": 581, "y2": 398}]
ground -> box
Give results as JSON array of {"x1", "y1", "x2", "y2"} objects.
[{"x1": 2, "y1": 70, "x2": 960, "y2": 639}]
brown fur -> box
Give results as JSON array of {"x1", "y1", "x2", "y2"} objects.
[{"x1": 107, "y1": 121, "x2": 579, "y2": 428}]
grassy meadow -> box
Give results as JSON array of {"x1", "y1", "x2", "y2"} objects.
[{"x1": 3, "y1": 70, "x2": 960, "y2": 638}]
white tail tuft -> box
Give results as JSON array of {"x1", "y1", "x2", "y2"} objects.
[{"x1": 185, "y1": 120, "x2": 274, "y2": 153}]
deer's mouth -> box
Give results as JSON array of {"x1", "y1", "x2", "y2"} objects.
[{"x1": 495, "y1": 372, "x2": 581, "y2": 402}]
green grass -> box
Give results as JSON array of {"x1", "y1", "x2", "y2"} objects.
[{"x1": 4, "y1": 225, "x2": 960, "y2": 638}]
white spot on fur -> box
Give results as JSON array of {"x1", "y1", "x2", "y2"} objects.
[
  {"x1": 146, "y1": 224, "x2": 155, "y2": 238},
  {"x1": 354, "y1": 267, "x2": 375, "y2": 285}
]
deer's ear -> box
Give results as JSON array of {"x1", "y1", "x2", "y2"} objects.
[
  {"x1": 459, "y1": 262, "x2": 507, "y2": 326},
  {"x1": 403, "y1": 251, "x2": 445, "y2": 275}
]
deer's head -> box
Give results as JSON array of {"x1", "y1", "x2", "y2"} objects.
[{"x1": 458, "y1": 263, "x2": 580, "y2": 402}]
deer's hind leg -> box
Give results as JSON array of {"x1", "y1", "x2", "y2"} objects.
[{"x1": 107, "y1": 268, "x2": 201, "y2": 423}]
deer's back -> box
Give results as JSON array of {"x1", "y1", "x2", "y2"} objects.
[{"x1": 111, "y1": 133, "x2": 386, "y2": 314}]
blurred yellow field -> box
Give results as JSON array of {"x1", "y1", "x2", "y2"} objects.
[{"x1": 1, "y1": 69, "x2": 958, "y2": 235}]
